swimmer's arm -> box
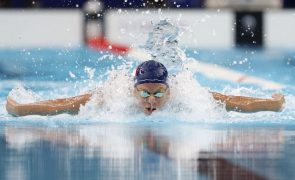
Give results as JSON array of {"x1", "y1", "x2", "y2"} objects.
[
  {"x1": 6, "y1": 93, "x2": 92, "y2": 116},
  {"x1": 211, "y1": 92, "x2": 285, "y2": 112}
]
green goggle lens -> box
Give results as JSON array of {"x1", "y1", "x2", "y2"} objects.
[
  {"x1": 154, "y1": 92, "x2": 164, "y2": 98},
  {"x1": 139, "y1": 91, "x2": 165, "y2": 98},
  {"x1": 140, "y1": 91, "x2": 150, "y2": 98}
]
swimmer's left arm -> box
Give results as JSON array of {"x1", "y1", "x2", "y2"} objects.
[{"x1": 211, "y1": 92, "x2": 285, "y2": 112}]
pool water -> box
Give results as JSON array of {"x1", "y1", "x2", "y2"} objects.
[
  {"x1": 1, "y1": 47, "x2": 295, "y2": 180},
  {"x1": 1, "y1": 123, "x2": 295, "y2": 180}
]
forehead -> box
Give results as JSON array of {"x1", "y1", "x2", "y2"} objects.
[{"x1": 136, "y1": 83, "x2": 167, "y2": 91}]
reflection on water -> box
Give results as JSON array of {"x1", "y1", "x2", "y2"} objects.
[{"x1": 0, "y1": 124, "x2": 294, "y2": 180}]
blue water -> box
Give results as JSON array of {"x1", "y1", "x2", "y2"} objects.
[{"x1": 1, "y1": 47, "x2": 295, "y2": 179}]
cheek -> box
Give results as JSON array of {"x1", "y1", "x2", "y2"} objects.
[
  {"x1": 154, "y1": 98, "x2": 163, "y2": 106},
  {"x1": 155, "y1": 98, "x2": 164, "y2": 105},
  {"x1": 157, "y1": 97, "x2": 169, "y2": 105},
  {"x1": 136, "y1": 97, "x2": 146, "y2": 105}
]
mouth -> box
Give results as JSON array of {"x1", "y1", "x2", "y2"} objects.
[{"x1": 146, "y1": 107, "x2": 156, "y2": 113}]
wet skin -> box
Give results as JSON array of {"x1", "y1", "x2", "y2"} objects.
[{"x1": 133, "y1": 83, "x2": 170, "y2": 115}]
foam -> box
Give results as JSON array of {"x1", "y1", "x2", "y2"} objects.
[
  {"x1": 8, "y1": 85, "x2": 42, "y2": 104},
  {"x1": 78, "y1": 68, "x2": 144, "y2": 122},
  {"x1": 154, "y1": 70, "x2": 225, "y2": 121},
  {"x1": 77, "y1": 68, "x2": 224, "y2": 122}
]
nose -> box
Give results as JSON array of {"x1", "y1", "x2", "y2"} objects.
[{"x1": 147, "y1": 96, "x2": 156, "y2": 106}]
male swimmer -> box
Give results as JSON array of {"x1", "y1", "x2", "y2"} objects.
[{"x1": 6, "y1": 60, "x2": 285, "y2": 116}]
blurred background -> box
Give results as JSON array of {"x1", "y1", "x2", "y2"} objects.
[{"x1": 1, "y1": 0, "x2": 295, "y2": 50}]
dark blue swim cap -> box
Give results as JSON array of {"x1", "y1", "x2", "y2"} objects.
[{"x1": 134, "y1": 60, "x2": 168, "y2": 87}]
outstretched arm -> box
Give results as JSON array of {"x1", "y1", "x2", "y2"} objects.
[
  {"x1": 211, "y1": 92, "x2": 285, "y2": 112},
  {"x1": 6, "y1": 93, "x2": 92, "y2": 116}
]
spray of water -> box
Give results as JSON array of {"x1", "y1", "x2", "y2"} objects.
[
  {"x1": 76, "y1": 19, "x2": 225, "y2": 122},
  {"x1": 3, "y1": 19, "x2": 295, "y2": 124},
  {"x1": 78, "y1": 68, "x2": 144, "y2": 122},
  {"x1": 8, "y1": 85, "x2": 42, "y2": 103},
  {"x1": 143, "y1": 19, "x2": 186, "y2": 69}
]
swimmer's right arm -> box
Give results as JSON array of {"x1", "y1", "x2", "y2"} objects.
[{"x1": 6, "y1": 93, "x2": 92, "y2": 116}]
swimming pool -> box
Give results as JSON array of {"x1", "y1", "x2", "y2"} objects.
[{"x1": 0, "y1": 47, "x2": 295, "y2": 180}]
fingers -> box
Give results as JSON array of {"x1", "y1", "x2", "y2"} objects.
[
  {"x1": 271, "y1": 93, "x2": 285, "y2": 112},
  {"x1": 271, "y1": 93, "x2": 285, "y2": 101}
]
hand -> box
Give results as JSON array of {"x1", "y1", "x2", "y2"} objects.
[
  {"x1": 271, "y1": 93, "x2": 285, "y2": 111},
  {"x1": 272, "y1": 93, "x2": 285, "y2": 102}
]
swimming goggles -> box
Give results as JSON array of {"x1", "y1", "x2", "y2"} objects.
[{"x1": 136, "y1": 88, "x2": 167, "y2": 98}]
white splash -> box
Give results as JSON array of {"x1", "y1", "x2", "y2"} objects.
[
  {"x1": 77, "y1": 19, "x2": 226, "y2": 122},
  {"x1": 154, "y1": 70, "x2": 225, "y2": 121},
  {"x1": 69, "y1": 71, "x2": 76, "y2": 78},
  {"x1": 8, "y1": 85, "x2": 42, "y2": 104},
  {"x1": 78, "y1": 68, "x2": 224, "y2": 122},
  {"x1": 78, "y1": 68, "x2": 143, "y2": 122},
  {"x1": 84, "y1": 66, "x2": 96, "y2": 80},
  {"x1": 143, "y1": 19, "x2": 186, "y2": 69}
]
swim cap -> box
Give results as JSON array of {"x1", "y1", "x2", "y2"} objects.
[{"x1": 134, "y1": 60, "x2": 168, "y2": 87}]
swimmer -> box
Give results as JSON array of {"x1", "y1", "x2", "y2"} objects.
[{"x1": 6, "y1": 60, "x2": 285, "y2": 116}]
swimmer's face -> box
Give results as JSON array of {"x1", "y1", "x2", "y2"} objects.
[{"x1": 134, "y1": 83, "x2": 170, "y2": 115}]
